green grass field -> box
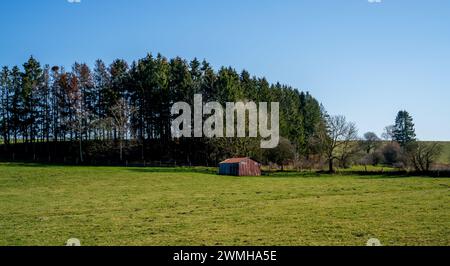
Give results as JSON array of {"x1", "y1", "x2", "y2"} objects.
[{"x1": 0, "y1": 163, "x2": 449, "y2": 246}]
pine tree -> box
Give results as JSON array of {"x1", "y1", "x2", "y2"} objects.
[
  {"x1": 154, "y1": 54, "x2": 170, "y2": 141},
  {"x1": 0, "y1": 67, "x2": 10, "y2": 144},
  {"x1": 38, "y1": 65, "x2": 52, "y2": 142},
  {"x1": 21, "y1": 56, "x2": 43, "y2": 143},
  {"x1": 9, "y1": 66, "x2": 22, "y2": 144},
  {"x1": 1, "y1": 54, "x2": 327, "y2": 165},
  {"x1": 93, "y1": 60, "x2": 110, "y2": 139},
  {"x1": 189, "y1": 58, "x2": 202, "y2": 96},
  {"x1": 393, "y1": 110, "x2": 416, "y2": 146},
  {"x1": 74, "y1": 63, "x2": 95, "y2": 140},
  {"x1": 199, "y1": 60, "x2": 216, "y2": 102},
  {"x1": 50, "y1": 66, "x2": 63, "y2": 141}
]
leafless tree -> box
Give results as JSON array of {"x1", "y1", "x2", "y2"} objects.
[
  {"x1": 66, "y1": 74, "x2": 92, "y2": 163},
  {"x1": 381, "y1": 125, "x2": 395, "y2": 141},
  {"x1": 320, "y1": 115, "x2": 359, "y2": 172},
  {"x1": 409, "y1": 142, "x2": 443, "y2": 172},
  {"x1": 109, "y1": 98, "x2": 136, "y2": 161}
]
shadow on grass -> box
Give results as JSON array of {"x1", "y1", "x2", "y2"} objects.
[
  {"x1": 2, "y1": 161, "x2": 448, "y2": 179},
  {"x1": 337, "y1": 170, "x2": 450, "y2": 179},
  {"x1": 126, "y1": 167, "x2": 218, "y2": 175},
  {"x1": 262, "y1": 171, "x2": 325, "y2": 178},
  {"x1": 263, "y1": 170, "x2": 450, "y2": 179},
  {"x1": 0, "y1": 161, "x2": 64, "y2": 168}
]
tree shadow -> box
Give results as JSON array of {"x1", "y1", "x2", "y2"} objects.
[
  {"x1": 262, "y1": 171, "x2": 325, "y2": 178},
  {"x1": 0, "y1": 161, "x2": 60, "y2": 168},
  {"x1": 344, "y1": 171, "x2": 450, "y2": 179},
  {"x1": 126, "y1": 167, "x2": 218, "y2": 175}
]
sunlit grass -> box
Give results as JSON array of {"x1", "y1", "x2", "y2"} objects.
[{"x1": 0, "y1": 163, "x2": 448, "y2": 246}]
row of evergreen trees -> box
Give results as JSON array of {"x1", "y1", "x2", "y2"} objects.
[{"x1": 0, "y1": 54, "x2": 324, "y2": 164}]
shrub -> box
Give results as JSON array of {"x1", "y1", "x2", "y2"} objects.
[
  {"x1": 359, "y1": 150, "x2": 384, "y2": 166},
  {"x1": 381, "y1": 142, "x2": 403, "y2": 166}
]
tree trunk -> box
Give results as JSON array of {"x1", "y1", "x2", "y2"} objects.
[
  {"x1": 79, "y1": 138, "x2": 83, "y2": 163},
  {"x1": 328, "y1": 158, "x2": 334, "y2": 173},
  {"x1": 120, "y1": 140, "x2": 123, "y2": 162}
]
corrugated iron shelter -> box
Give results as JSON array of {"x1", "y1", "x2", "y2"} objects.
[{"x1": 219, "y1": 157, "x2": 261, "y2": 176}]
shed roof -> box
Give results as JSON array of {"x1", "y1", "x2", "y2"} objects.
[{"x1": 220, "y1": 157, "x2": 254, "y2": 164}]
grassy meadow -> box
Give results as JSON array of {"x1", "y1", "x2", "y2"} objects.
[{"x1": 0, "y1": 163, "x2": 449, "y2": 246}]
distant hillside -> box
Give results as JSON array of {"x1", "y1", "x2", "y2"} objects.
[{"x1": 422, "y1": 141, "x2": 450, "y2": 164}]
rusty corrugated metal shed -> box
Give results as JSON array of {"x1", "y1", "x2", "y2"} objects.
[{"x1": 219, "y1": 157, "x2": 261, "y2": 176}]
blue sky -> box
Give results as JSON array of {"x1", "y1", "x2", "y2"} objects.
[{"x1": 1, "y1": 0, "x2": 449, "y2": 140}]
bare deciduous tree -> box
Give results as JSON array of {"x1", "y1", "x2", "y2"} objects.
[
  {"x1": 409, "y1": 142, "x2": 443, "y2": 172},
  {"x1": 381, "y1": 125, "x2": 395, "y2": 141},
  {"x1": 109, "y1": 98, "x2": 136, "y2": 161},
  {"x1": 320, "y1": 115, "x2": 359, "y2": 172},
  {"x1": 67, "y1": 74, "x2": 92, "y2": 163}
]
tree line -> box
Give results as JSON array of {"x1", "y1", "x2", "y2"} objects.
[
  {"x1": 355, "y1": 111, "x2": 444, "y2": 173},
  {"x1": 0, "y1": 55, "x2": 324, "y2": 165},
  {"x1": 1, "y1": 56, "x2": 443, "y2": 172}
]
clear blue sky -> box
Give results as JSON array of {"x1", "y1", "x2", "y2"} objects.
[{"x1": 1, "y1": 0, "x2": 449, "y2": 140}]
